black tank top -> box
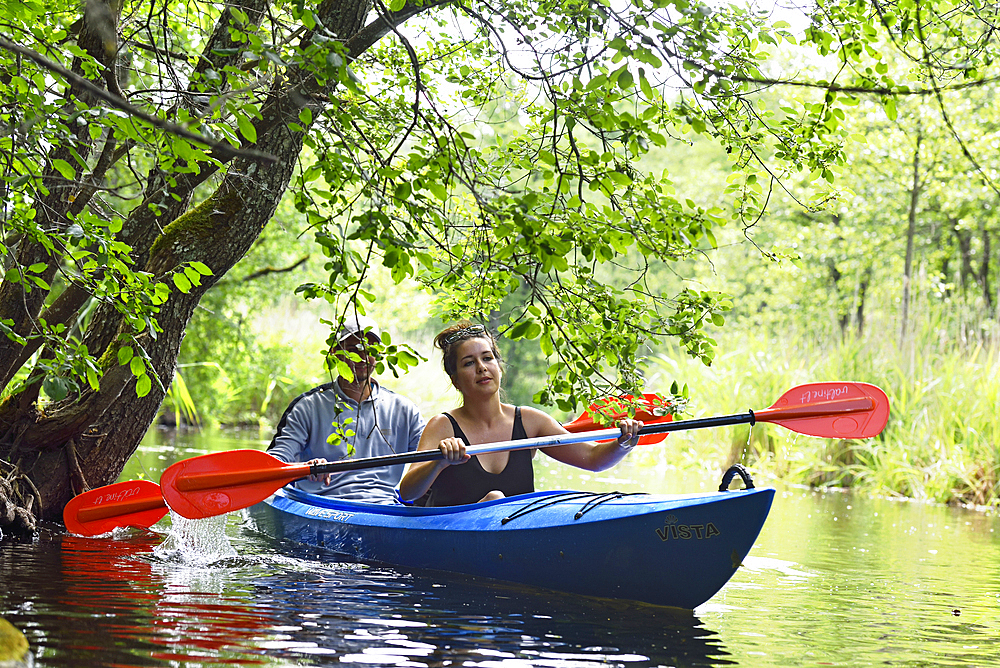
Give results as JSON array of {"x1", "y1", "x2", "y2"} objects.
[{"x1": 423, "y1": 407, "x2": 534, "y2": 507}]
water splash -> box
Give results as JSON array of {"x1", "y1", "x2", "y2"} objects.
[{"x1": 152, "y1": 511, "x2": 237, "y2": 566}]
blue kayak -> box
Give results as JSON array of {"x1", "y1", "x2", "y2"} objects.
[{"x1": 248, "y1": 485, "x2": 774, "y2": 609}]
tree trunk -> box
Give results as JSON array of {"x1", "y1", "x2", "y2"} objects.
[
  {"x1": 23, "y1": 177, "x2": 297, "y2": 521},
  {"x1": 951, "y1": 221, "x2": 973, "y2": 296},
  {"x1": 900, "y1": 129, "x2": 922, "y2": 346},
  {"x1": 852, "y1": 266, "x2": 872, "y2": 338},
  {"x1": 0, "y1": 0, "x2": 383, "y2": 535},
  {"x1": 980, "y1": 222, "x2": 993, "y2": 313}
]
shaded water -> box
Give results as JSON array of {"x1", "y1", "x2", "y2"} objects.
[{"x1": 2, "y1": 430, "x2": 999, "y2": 667}]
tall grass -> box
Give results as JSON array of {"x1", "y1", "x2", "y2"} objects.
[{"x1": 644, "y1": 320, "x2": 1000, "y2": 508}]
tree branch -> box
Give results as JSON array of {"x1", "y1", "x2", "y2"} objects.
[
  {"x1": 240, "y1": 255, "x2": 310, "y2": 282},
  {"x1": 0, "y1": 36, "x2": 278, "y2": 164},
  {"x1": 343, "y1": 0, "x2": 452, "y2": 59}
]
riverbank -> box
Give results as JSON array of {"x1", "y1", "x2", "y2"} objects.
[
  {"x1": 647, "y1": 327, "x2": 1000, "y2": 508},
  {"x1": 148, "y1": 307, "x2": 1000, "y2": 509}
]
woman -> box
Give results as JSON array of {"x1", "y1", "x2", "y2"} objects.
[{"x1": 398, "y1": 321, "x2": 642, "y2": 506}]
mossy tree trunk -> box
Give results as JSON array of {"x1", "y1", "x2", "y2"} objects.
[{"x1": 0, "y1": 0, "x2": 381, "y2": 534}]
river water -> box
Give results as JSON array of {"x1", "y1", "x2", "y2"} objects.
[{"x1": 2, "y1": 429, "x2": 998, "y2": 667}]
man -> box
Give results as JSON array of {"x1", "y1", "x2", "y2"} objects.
[{"x1": 267, "y1": 314, "x2": 425, "y2": 503}]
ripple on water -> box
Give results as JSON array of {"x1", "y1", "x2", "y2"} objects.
[
  {"x1": 696, "y1": 491, "x2": 1000, "y2": 667},
  {"x1": 3, "y1": 483, "x2": 1000, "y2": 667}
]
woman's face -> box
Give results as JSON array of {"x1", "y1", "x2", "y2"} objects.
[{"x1": 451, "y1": 337, "x2": 501, "y2": 396}]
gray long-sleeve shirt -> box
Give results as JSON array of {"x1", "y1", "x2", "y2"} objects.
[{"x1": 267, "y1": 380, "x2": 425, "y2": 503}]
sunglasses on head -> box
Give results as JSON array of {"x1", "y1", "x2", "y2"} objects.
[{"x1": 442, "y1": 324, "x2": 487, "y2": 346}]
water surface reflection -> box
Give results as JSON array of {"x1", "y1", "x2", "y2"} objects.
[
  {"x1": 2, "y1": 519, "x2": 730, "y2": 667},
  {"x1": 245, "y1": 546, "x2": 731, "y2": 667},
  {"x1": 703, "y1": 490, "x2": 1000, "y2": 667},
  {"x1": 3, "y1": 430, "x2": 1000, "y2": 667}
]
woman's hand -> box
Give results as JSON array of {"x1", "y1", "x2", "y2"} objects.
[
  {"x1": 616, "y1": 419, "x2": 644, "y2": 450},
  {"x1": 399, "y1": 416, "x2": 469, "y2": 502},
  {"x1": 305, "y1": 458, "x2": 334, "y2": 484},
  {"x1": 438, "y1": 437, "x2": 471, "y2": 464}
]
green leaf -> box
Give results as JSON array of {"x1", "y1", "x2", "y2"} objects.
[
  {"x1": 237, "y1": 113, "x2": 257, "y2": 143},
  {"x1": 336, "y1": 359, "x2": 354, "y2": 382},
  {"x1": 426, "y1": 181, "x2": 448, "y2": 201},
  {"x1": 507, "y1": 320, "x2": 542, "y2": 340},
  {"x1": 153, "y1": 282, "x2": 170, "y2": 304},
  {"x1": 117, "y1": 346, "x2": 134, "y2": 365},
  {"x1": 540, "y1": 333, "x2": 554, "y2": 357},
  {"x1": 51, "y1": 159, "x2": 76, "y2": 180},
  {"x1": 86, "y1": 366, "x2": 100, "y2": 391},
  {"x1": 184, "y1": 266, "x2": 203, "y2": 285},
  {"x1": 884, "y1": 97, "x2": 898, "y2": 121},
  {"x1": 172, "y1": 272, "x2": 192, "y2": 293},
  {"x1": 639, "y1": 73, "x2": 654, "y2": 100},
  {"x1": 136, "y1": 373, "x2": 152, "y2": 397},
  {"x1": 618, "y1": 69, "x2": 634, "y2": 90},
  {"x1": 189, "y1": 261, "x2": 213, "y2": 276}
]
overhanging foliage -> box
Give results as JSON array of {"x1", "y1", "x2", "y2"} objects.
[{"x1": 0, "y1": 0, "x2": 998, "y2": 531}]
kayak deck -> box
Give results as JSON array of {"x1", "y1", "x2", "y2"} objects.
[{"x1": 248, "y1": 487, "x2": 774, "y2": 609}]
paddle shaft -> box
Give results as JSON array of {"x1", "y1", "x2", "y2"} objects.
[
  {"x1": 173, "y1": 394, "x2": 875, "y2": 493},
  {"x1": 641, "y1": 394, "x2": 872, "y2": 432},
  {"x1": 172, "y1": 429, "x2": 627, "y2": 492}
]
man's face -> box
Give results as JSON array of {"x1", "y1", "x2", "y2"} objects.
[{"x1": 335, "y1": 334, "x2": 378, "y2": 384}]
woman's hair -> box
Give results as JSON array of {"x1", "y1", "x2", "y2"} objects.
[{"x1": 434, "y1": 321, "x2": 504, "y2": 379}]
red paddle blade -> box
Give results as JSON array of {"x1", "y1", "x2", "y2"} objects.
[
  {"x1": 160, "y1": 449, "x2": 310, "y2": 519},
  {"x1": 754, "y1": 382, "x2": 890, "y2": 439},
  {"x1": 563, "y1": 393, "x2": 673, "y2": 445},
  {"x1": 63, "y1": 479, "x2": 168, "y2": 537}
]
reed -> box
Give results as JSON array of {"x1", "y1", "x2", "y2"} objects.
[{"x1": 645, "y1": 319, "x2": 1000, "y2": 507}]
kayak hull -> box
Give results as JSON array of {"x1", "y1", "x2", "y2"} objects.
[{"x1": 249, "y1": 487, "x2": 774, "y2": 609}]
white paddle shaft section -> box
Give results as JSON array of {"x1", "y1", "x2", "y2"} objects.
[
  {"x1": 314, "y1": 389, "x2": 884, "y2": 476},
  {"x1": 464, "y1": 428, "x2": 623, "y2": 455},
  {"x1": 314, "y1": 427, "x2": 627, "y2": 474}
]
